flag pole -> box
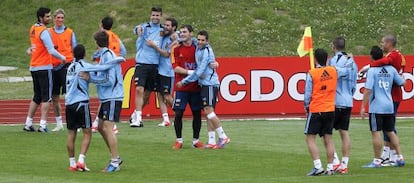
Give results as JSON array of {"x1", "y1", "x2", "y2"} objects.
[{"x1": 309, "y1": 48, "x2": 315, "y2": 69}]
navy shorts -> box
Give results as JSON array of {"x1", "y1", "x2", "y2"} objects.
[
  {"x1": 369, "y1": 113, "x2": 395, "y2": 132},
  {"x1": 98, "y1": 100, "x2": 122, "y2": 122},
  {"x1": 304, "y1": 112, "x2": 335, "y2": 137},
  {"x1": 52, "y1": 65, "x2": 68, "y2": 95},
  {"x1": 65, "y1": 101, "x2": 92, "y2": 130},
  {"x1": 134, "y1": 64, "x2": 158, "y2": 91},
  {"x1": 173, "y1": 91, "x2": 202, "y2": 111},
  {"x1": 334, "y1": 107, "x2": 352, "y2": 130},
  {"x1": 200, "y1": 86, "x2": 219, "y2": 108},
  {"x1": 31, "y1": 70, "x2": 52, "y2": 104},
  {"x1": 157, "y1": 74, "x2": 173, "y2": 95}
]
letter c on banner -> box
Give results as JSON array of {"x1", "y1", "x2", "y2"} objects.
[{"x1": 220, "y1": 74, "x2": 246, "y2": 102}]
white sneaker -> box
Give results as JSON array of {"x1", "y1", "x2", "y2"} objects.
[
  {"x1": 51, "y1": 125, "x2": 64, "y2": 132},
  {"x1": 157, "y1": 121, "x2": 171, "y2": 127},
  {"x1": 130, "y1": 120, "x2": 143, "y2": 128},
  {"x1": 91, "y1": 126, "x2": 98, "y2": 133}
]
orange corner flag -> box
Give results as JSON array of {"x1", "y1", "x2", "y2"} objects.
[{"x1": 297, "y1": 27, "x2": 315, "y2": 69}]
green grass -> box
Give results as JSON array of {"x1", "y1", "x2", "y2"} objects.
[{"x1": 1, "y1": 119, "x2": 413, "y2": 182}]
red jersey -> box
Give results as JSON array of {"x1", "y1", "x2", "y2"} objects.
[
  {"x1": 171, "y1": 43, "x2": 200, "y2": 92},
  {"x1": 370, "y1": 50, "x2": 406, "y2": 102}
]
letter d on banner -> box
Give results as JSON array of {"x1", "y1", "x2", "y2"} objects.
[{"x1": 250, "y1": 70, "x2": 283, "y2": 101}]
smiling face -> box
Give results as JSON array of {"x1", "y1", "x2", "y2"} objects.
[
  {"x1": 54, "y1": 13, "x2": 65, "y2": 27},
  {"x1": 180, "y1": 27, "x2": 192, "y2": 43},
  {"x1": 40, "y1": 12, "x2": 52, "y2": 25},
  {"x1": 150, "y1": 11, "x2": 161, "y2": 24},
  {"x1": 197, "y1": 35, "x2": 208, "y2": 48}
]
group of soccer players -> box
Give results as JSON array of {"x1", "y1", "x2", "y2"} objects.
[
  {"x1": 24, "y1": 6, "x2": 231, "y2": 173},
  {"x1": 304, "y1": 35, "x2": 406, "y2": 176}
]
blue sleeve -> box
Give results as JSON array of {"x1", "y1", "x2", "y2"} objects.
[
  {"x1": 304, "y1": 73, "x2": 312, "y2": 108},
  {"x1": 182, "y1": 49, "x2": 210, "y2": 85},
  {"x1": 40, "y1": 30, "x2": 65, "y2": 61},
  {"x1": 71, "y1": 32, "x2": 77, "y2": 49},
  {"x1": 336, "y1": 67, "x2": 349, "y2": 79},
  {"x1": 80, "y1": 62, "x2": 112, "y2": 72},
  {"x1": 119, "y1": 40, "x2": 127, "y2": 57},
  {"x1": 365, "y1": 70, "x2": 374, "y2": 90},
  {"x1": 351, "y1": 62, "x2": 358, "y2": 94},
  {"x1": 392, "y1": 68, "x2": 405, "y2": 86},
  {"x1": 89, "y1": 71, "x2": 111, "y2": 86}
]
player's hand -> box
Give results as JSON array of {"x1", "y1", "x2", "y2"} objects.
[
  {"x1": 26, "y1": 46, "x2": 34, "y2": 55},
  {"x1": 146, "y1": 40, "x2": 157, "y2": 48},
  {"x1": 176, "y1": 81, "x2": 183, "y2": 88},
  {"x1": 171, "y1": 32, "x2": 179, "y2": 41},
  {"x1": 210, "y1": 61, "x2": 219, "y2": 69},
  {"x1": 61, "y1": 57, "x2": 66, "y2": 65},
  {"x1": 78, "y1": 71, "x2": 90, "y2": 81},
  {"x1": 134, "y1": 25, "x2": 143, "y2": 36},
  {"x1": 360, "y1": 107, "x2": 366, "y2": 120}
]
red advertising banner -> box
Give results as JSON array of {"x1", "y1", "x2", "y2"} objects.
[{"x1": 120, "y1": 56, "x2": 414, "y2": 119}]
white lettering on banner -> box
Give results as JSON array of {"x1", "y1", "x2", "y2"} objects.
[
  {"x1": 354, "y1": 82, "x2": 365, "y2": 101},
  {"x1": 402, "y1": 68, "x2": 414, "y2": 99},
  {"x1": 220, "y1": 74, "x2": 246, "y2": 102},
  {"x1": 251, "y1": 70, "x2": 284, "y2": 101},
  {"x1": 287, "y1": 73, "x2": 306, "y2": 101}
]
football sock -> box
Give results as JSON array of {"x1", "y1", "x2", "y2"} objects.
[
  {"x1": 176, "y1": 138, "x2": 183, "y2": 143},
  {"x1": 208, "y1": 131, "x2": 216, "y2": 145},
  {"x1": 55, "y1": 116, "x2": 63, "y2": 126},
  {"x1": 390, "y1": 150, "x2": 397, "y2": 162},
  {"x1": 78, "y1": 154, "x2": 85, "y2": 164},
  {"x1": 333, "y1": 152, "x2": 340, "y2": 165},
  {"x1": 39, "y1": 120, "x2": 47, "y2": 128},
  {"x1": 192, "y1": 110, "x2": 202, "y2": 139},
  {"x1": 92, "y1": 117, "x2": 99, "y2": 127},
  {"x1": 135, "y1": 110, "x2": 142, "y2": 122},
  {"x1": 216, "y1": 127, "x2": 228, "y2": 139},
  {"x1": 313, "y1": 159, "x2": 322, "y2": 169},
  {"x1": 174, "y1": 110, "x2": 184, "y2": 138},
  {"x1": 69, "y1": 157, "x2": 76, "y2": 167},
  {"x1": 25, "y1": 117, "x2": 33, "y2": 127},
  {"x1": 192, "y1": 139, "x2": 199, "y2": 145},
  {"x1": 341, "y1": 157, "x2": 349, "y2": 168},
  {"x1": 113, "y1": 124, "x2": 117, "y2": 130},
  {"x1": 162, "y1": 113, "x2": 169, "y2": 122},
  {"x1": 381, "y1": 146, "x2": 390, "y2": 159}
]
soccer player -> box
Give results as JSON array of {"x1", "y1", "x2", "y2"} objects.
[
  {"x1": 65, "y1": 44, "x2": 123, "y2": 172},
  {"x1": 358, "y1": 34, "x2": 406, "y2": 166},
  {"x1": 145, "y1": 17, "x2": 178, "y2": 127},
  {"x1": 130, "y1": 6, "x2": 164, "y2": 128},
  {"x1": 92, "y1": 30, "x2": 124, "y2": 172},
  {"x1": 176, "y1": 30, "x2": 230, "y2": 149},
  {"x1": 360, "y1": 46, "x2": 405, "y2": 168},
  {"x1": 91, "y1": 16, "x2": 127, "y2": 134},
  {"x1": 49, "y1": 8, "x2": 77, "y2": 132},
  {"x1": 304, "y1": 48, "x2": 351, "y2": 176},
  {"x1": 328, "y1": 37, "x2": 357, "y2": 174},
  {"x1": 24, "y1": 7, "x2": 66, "y2": 133},
  {"x1": 171, "y1": 24, "x2": 204, "y2": 149}
]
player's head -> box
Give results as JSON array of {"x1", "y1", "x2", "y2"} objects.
[
  {"x1": 53, "y1": 8, "x2": 65, "y2": 27},
  {"x1": 150, "y1": 6, "x2": 162, "y2": 24},
  {"x1": 93, "y1": 30, "x2": 109, "y2": 48},
  {"x1": 314, "y1": 48, "x2": 328, "y2": 66},
  {"x1": 101, "y1": 16, "x2": 113, "y2": 30},
  {"x1": 73, "y1": 44, "x2": 85, "y2": 61},
  {"x1": 197, "y1": 30, "x2": 209, "y2": 48},
  {"x1": 37, "y1": 7, "x2": 51, "y2": 25},
  {"x1": 180, "y1": 24, "x2": 193, "y2": 43},
  {"x1": 164, "y1": 17, "x2": 178, "y2": 35},
  {"x1": 381, "y1": 34, "x2": 397, "y2": 52},
  {"x1": 370, "y1": 46, "x2": 383, "y2": 61},
  {"x1": 332, "y1": 36, "x2": 346, "y2": 51}
]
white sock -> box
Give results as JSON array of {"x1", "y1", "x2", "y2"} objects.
[
  {"x1": 192, "y1": 139, "x2": 199, "y2": 145},
  {"x1": 381, "y1": 146, "x2": 390, "y2": 159},
  {"x1": 25, "y1": 117, "x2": 33, "y2": 127},
  {"x1": 313, "y1": 159, "x2": 322, "y2": 169},
  {"x1": 92, "y1": 117, "x2": 99, "y2": 127},
  {"x1": 135, "y1": 110, "x2": 142, "y2": 122},
  {"x1": 78, "y1": 154, "x2": 85, "y2": 164},
  {"x1": 341, "y1": 157, "x2": 349, "y2": 169},
  {"x1": 113, "y1": 124, "x2": 117, "y2": 130},
  {"x1": 333, "y1": 152, "x2": 340, "y2": 165},
  {"x1": 208, "y1": 131, "x2": 216, "y2": 145},
  {"x1": 215, "y1": 127, "x2": 227, "y2": 139},
  {"x1": 327, "y1": 163, "x2": 333, "y2": 171},
  {"x1": 176, "y1": 138, "x2": 183, "y2": 143},
  {"x1": 69, "y1": 157, "x2": 76, "y2": 167},
  {"x1": 162, "y1": 113, "x2": 169, "y2": 122},
  {"x1": 56, "y1": 116, "x2": 63, "y2": 126},
  {"x1": 390, "y1": 150, "x2": 397, "y2": 162},
  {"x1": 39, "y1": 120, "x2": 47, "y2": 128}
]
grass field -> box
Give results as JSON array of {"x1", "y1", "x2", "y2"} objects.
[{"x1": 0, "y1": 119, "x2": 413, "y2": 183}]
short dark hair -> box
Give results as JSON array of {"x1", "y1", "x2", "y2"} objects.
[
  {"x1": 333, "y1": 36, "x2": 346, "y2": 50},
  {"x1": 165, "y1": 17, "x2": 178, "y2": 31},
  {"x1": 197, "y1": 30, "x2": 209, "y2": 40},
  {"x1": 180, "y1": 24, "x2": 193, "y2": 32},
  {"x1": 93, "y1": 30, "x2": 109, "y2": 47},
  {"x1": 37, "y1": 7, "x2": 51, "y2": 22},
  {"x1": 314, "y1": 48, "x2": 328, "y2": 66},
  {"x1": 73, "y1": 44, "x2": 85, "y2": 60},
  {"x1": 101, "y1": 16, "x2": 113, "y2": 30},
  {"x1": 383, "y1": 34, "x2": 397, "y2": 47},
  {"x1": 151, "y1": 6, "x2": 162, "y2": 14},
  {"x1": 370, "y1": 46, "x2": 383, "y2": 60}
]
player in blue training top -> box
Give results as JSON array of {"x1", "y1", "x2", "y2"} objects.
[
  {"x1": 360, "y1": 46, "x2": 405, "y2": 168},
  {"x1": 327, "y1": 36, "x2": 358, "y2": 174},
  {"x1": 65, "y1": 44, "x2": 124, "y2": 172},
  {"x1": 130, "y1": 6, "x2": 165, "y2": 127},
  {"x1": 177, "y1": 30, "x2": 230, "y2": 149}
]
